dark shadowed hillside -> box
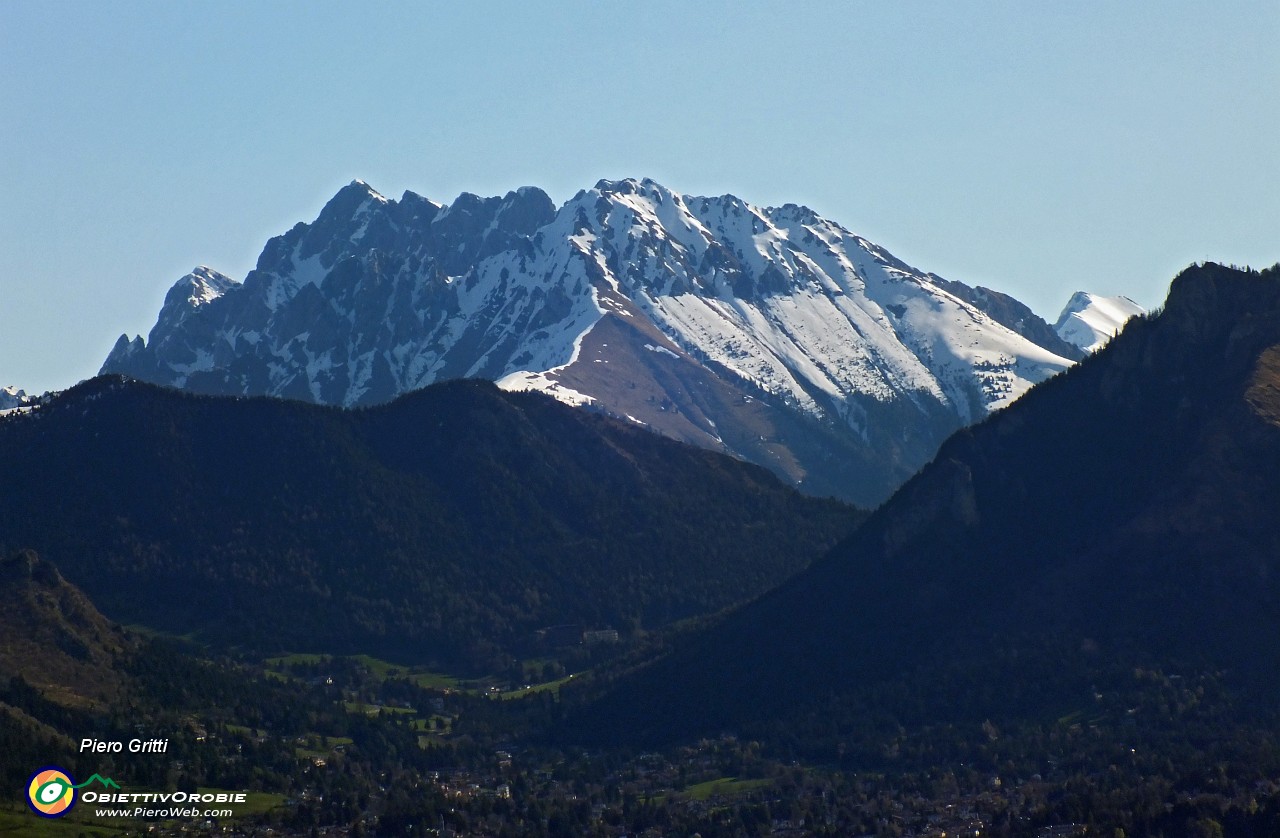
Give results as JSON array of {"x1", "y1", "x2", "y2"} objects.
[
  {"x1": 0, "y1": 377, "x2": 856, "y2": 671},
  {"x1": 580, "y1": 263, "x2": 1280, "y2": 748},
  {"x1": 0, "y1": 549, "x2": 131, "y2": 708}
]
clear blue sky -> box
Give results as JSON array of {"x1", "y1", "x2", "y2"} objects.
[{"x1": 3, "y1": 1, "x2": 1276, "y2": 393}]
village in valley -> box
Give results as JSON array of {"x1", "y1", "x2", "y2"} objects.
[{"x1": 18, "y1": 651, "x2": 1251, "y2": 838}]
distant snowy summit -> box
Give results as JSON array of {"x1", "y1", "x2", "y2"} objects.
[
  {"x1": 1054, "y1": 292, "x2": 1146, "y2": 353},
  {"x1": 0, "y1": 386, "x2": 33, "y2": 412},
  {"x1": 1, "y1": 386, "x2": 30, "y2": 409},
  {"x1": 103, "y1": 178, "x2": 1078, "y2": 505}
]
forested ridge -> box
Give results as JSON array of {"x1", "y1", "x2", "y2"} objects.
[{"x1": 0, "y1": 376, "x2": 856, "y2": 671}]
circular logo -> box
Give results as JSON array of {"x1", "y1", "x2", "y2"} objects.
[{"x1": 26, "y1": 766, "x2": 76, "y2": 818}]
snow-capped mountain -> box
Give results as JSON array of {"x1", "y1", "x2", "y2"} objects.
[
  {"x1": 0, "y1": 386, "x2": 33, "y2": 413},
  {"x1": 1054, "y1": 292, "x2": 1146, "y2": 353},
  {"x1": 103, "y1": 178, "x2": 1074, "y2": 505}
]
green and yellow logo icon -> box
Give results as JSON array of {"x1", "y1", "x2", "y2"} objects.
[
  {"x1": 24, "y1": 768, "x2": 117, "y2": 817},
  {"x1": 26, "y1": 766, "x2": 76, "y2": 818}
]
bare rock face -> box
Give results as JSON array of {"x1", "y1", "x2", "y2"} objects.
[{"x1": 103, "y1": 178, "x2": 1074, "y2": 505}]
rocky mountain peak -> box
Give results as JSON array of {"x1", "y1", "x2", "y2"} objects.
[
  {"x1": 101, "y1": 177, "x2": 1077, "y2": 505},
  {"x1": 162, "y1": 266, "x2": 238, "y2": 310},
  {"x1": 1054, "y1": 289, "x2": 1145, "y2": 353},
  {"x1": 1, "y1": 385, "x2": 34, "y2": 411}
]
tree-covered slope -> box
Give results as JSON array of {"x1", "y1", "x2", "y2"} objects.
[
  {"x1": 581, "y1": 263, "x2": 1280, "y2": 748},
  {"x1": 0, "y1": 377, "x2": 856, "y2": 671}
]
